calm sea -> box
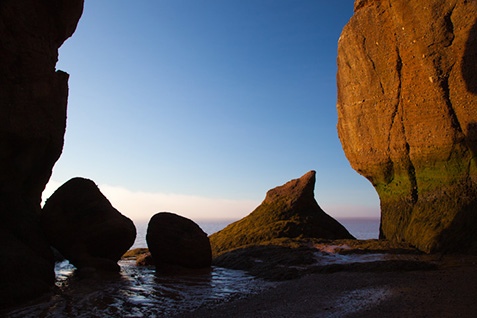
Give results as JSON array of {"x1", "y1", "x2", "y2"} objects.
[
  {"x1": 4, "y1": 218, "x2": 380, "y2": 317},
  {"x1": 338, "y1": 218, "x2": 380, "y2": 240},
  {"x1": 131, "y1": 217, "x2": 380, "y2": 249}
]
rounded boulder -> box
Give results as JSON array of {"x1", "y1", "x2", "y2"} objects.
[
  {"x1": 146, "y1": 212, "x2": 212, "y2": 271},
  {"x1": 40, "y1": 177, "x2": 136, "y2": 271}
]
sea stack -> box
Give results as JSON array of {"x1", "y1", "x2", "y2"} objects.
[
  {"x1": 209, "y1": 171, "x2": 354, "y2": 256},
  {"x1": 146, "y1": 212, "x2": 212, "y2": 271},
  {"x1": 0, "y1": 0, "x2": 84, "y2": 307},
  {"x1": 337, "y1": 0, "x2": 477, "y2": 252},
  {"x1": 41, "y1": 178, "x2": 137, "y2": 271}
]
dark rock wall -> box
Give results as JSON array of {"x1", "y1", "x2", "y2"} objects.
[
  {"x1": 337, "y1": 0, "x2": 477, "y2": 252},
  {"x1": 0, "y1": 0, "x2": 84, "y2": 306}
]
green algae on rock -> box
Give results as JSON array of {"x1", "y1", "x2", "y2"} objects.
[
  {"x1": 337, "y1": 0, "x2": 477, "y2": 253},
  {"x1": 209, "y1": 171, "x2": 354, "y2": 256}
]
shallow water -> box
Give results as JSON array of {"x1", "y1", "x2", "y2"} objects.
[
  {"x1": 314, "y1": 246, "x2": 426, "y2": 266},
  {"x1": 4, "y1": 218, "x2": 384, "y2": 317},
  {"x1": 5, "y1": 260, "x2": 273, "y2": 318},
  {"x1": 337, "y1": 218, "x2": 380, "y2": 240}
]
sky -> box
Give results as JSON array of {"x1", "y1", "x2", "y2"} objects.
[{"x1": 45, "y1": 0, "x2": 380, "y2": 222}]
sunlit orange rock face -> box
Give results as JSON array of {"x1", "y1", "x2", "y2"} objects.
[
  {"x1": 0, "y1": 0, "x2": 84, "y2": 307},
  {"x1": 337, "y1": 0, "x2": 477, "y2": 253}
]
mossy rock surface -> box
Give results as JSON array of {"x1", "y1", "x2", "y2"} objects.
[
  {"x1": 379, "y1": 181, "x2": 477, "y2": 253},
  {"x1": 337, "y1": 0, "x2": 477, "y2": 253},
  {"x1": 209, "y1": 171, "x2": 354, "y2": 256},
  {"x1": 122, "y1": 248, "x2": 149, "y2": 260}
]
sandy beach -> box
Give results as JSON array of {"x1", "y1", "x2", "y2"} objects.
[{"x1": 174, "y1": 256, "x2": 477, "y2": 318}]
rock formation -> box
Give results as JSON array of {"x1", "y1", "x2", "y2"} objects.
[
  {"x1": 136, "y1": 252, "x2": 154, "y2": 266},
  {"x1": 209, "y1": 171, "x2": 355, "y2": 256},
  {"x1": 41, "y1": 178, "x2": 136, "y2": 271},
  {"x1": 146, "y1": 212, "x2": 212, "y2": 271},
  {"x1": 337, "y1": 0, "x2": 477, "y2": 252},
  {"x1": 0, "y1": 0, "x2": 84, "y2": 307}
]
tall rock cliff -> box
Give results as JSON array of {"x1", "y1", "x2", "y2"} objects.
[
  {"x1": 337, "y1": 0, "x2": 477, "y2": 252},
  {"x1": 0, "y1": 0, "x2": 84, "y2": 306}
]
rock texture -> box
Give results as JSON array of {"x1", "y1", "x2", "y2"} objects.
[
  {"x1": 0, "y1": 0, "x2": 84, "y2": 307},
  {"x1": 146, "y1": 212, "x2": 212, "y2": 271},
  {"x1": 209, "y1": 171, "x2": 354, "y2": 256},
  {"x1": 41, "y1": 178, "x2": 136, "y2": 271},
  {"x1": 337, "y1": 0, "x2": 477, "y2": 252}
]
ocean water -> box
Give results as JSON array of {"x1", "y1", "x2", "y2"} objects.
[
  {"x1": 4, "y1": 218, "x2": 380, "y2": 317},
  {"x1": 131, "y1": 217, "x2": 381, "y2": 249},
  {"x1": 130, "y1": 219, "x2": 238, "y2": 250},
  {"x1": 338, "y1": 218, "x2": 380, "y2": 240}
]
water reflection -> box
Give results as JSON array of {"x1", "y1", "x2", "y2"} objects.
[
  {"x1": 5, "y1": 260, "x2": 273, "y2": 318},
  {"x1": 316, "y1": 249, "x2": 424, "y2": 265},
  {"x1": 313, "y1": 244, "x2": 431, "y2": 266}
]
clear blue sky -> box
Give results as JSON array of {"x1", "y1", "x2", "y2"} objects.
[{"x1": 49, "y1": 0, "x2": 380, "y2": 221}]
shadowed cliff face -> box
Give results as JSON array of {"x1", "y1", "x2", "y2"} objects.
[
  {"x1": 462, "y1": 16, "x2": 477, "y2": 95},
  {"x1": 337, "y1": 0, "x2": 477, "y2": 253},
  {"x1": 0, "y1": 0, "x2": 84, "y2": 307},
  {"x1": 463, "y1": 13, "x2": 477, "y2": 192},
  {"x1": 469, "y1": 123, "x2": 477, "y2": 159}
]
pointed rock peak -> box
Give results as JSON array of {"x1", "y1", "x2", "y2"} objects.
[
  {"x1": 209, "y1": 171, "x2": 354, "y2": 256},
  {"x1": 264, "y1": 170, "x2": 316, "y2": 204}
]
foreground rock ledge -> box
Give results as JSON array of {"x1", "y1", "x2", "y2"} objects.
[
  {"x1": 210, "y1": 171, "x2": 354, "y2": 256},
  {"x1": 337, "y1": 0, "x2": 477, "y2": 253}
]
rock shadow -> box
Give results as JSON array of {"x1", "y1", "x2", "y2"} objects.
[
  {"x1": 434, "y1": 122, "x2": 477, "y2": 254},
  {"x1": 469, "y1": 122, "x2": 477, "y2": 159},
  {"x1": 435, "y1": 197, "x2": 477, "y2": 254},
  {"x1": 462, "y1": 16, "x2": 477, "y2": 94},
  {"x1": 449, "y1": 5, "x2": 477, "y2": 253}
]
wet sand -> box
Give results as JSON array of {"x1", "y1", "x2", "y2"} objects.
[{"x1": 174, "y1": 256, "x2": 477, "y2": 318}]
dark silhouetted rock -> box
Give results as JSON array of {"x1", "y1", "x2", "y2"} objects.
[
  {"x1": 41, "y1": 178, "x2": 136, "y2": 271},
  {"x1": 0, "y1": 0, "x2": 84, "y2": 307},
  {"x1": 209, "y1": 171, "x2": 355, "y2": 256},
  {"x1": 146, "y1": 212, "x2": 212, "y2": 271},
  {"x1": 337, "y1": 0, "x2": 477, "y2": 253}
]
